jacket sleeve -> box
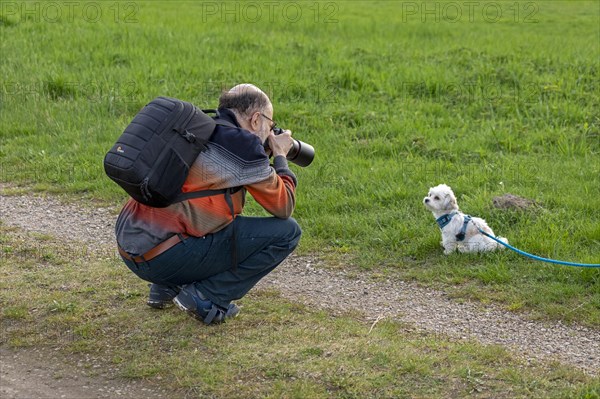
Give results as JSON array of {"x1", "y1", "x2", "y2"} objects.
[{"x1": 245, "y1": 156, "x2": 297, "y2": 219}]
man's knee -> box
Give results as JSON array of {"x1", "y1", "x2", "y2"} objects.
[
  {"x1": 236, "y1": 216, "x2": 301, "y2": 248},
  {"x1": 285, "y1": 217, "x2": 302, "y2": 247}
]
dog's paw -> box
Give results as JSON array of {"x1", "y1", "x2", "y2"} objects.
[{"x1": 496, "y1": 237, "x2": 508, "y2": 249}]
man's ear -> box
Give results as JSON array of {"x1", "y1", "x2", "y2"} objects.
[{"x1": 249, "y1": 112, "x2": 261, "y2": 132}]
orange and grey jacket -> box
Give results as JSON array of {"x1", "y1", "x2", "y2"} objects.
[{"x1": 115, "y1": 109, "x2": 297, "y2": 256}]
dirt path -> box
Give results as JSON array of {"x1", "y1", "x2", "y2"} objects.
[
  {"x1": 0, "y1": 347, "x2": 169, "y2": 399},
  {"x1": 1, "y1": 192, "x2": 598, "y2": 397}
]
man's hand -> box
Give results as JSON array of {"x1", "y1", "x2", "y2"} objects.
[{"x1": 268, "y1": 130, "x2": 294, "y2": 158}]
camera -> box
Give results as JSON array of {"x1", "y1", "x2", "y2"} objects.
[{"x1": 269, "y1": 127, "x2": 315, "y2": 167}]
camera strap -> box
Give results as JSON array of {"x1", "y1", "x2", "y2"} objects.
[{"x1": 224, "y1": 188, "x2": 238, "y2": 272}]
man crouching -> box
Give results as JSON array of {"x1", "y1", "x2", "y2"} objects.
[{"x1": 115, "y1": 84, "x2": 301, "y2": 325}]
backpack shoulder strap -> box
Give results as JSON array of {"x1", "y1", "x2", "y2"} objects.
[
  {"x1": 174, "y1": 186, "x2": 242, "y2": 202},
  {"x1": 175, "y1": 188, "x2": 227, "y2": 202}
]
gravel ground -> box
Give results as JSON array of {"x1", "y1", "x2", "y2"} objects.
[{"x1": 1, "y1": 192, "x2": 598, "y2": 380}]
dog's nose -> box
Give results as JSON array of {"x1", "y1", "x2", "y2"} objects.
[{"x1": 424, "y1": 198, "x2": 430, "y2": 203}]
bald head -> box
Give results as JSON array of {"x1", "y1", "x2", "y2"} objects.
[
  {"x1": 218, "y1": 84, "x2": 274, "y2": 141},
  {"x1": 218, "y1": 84, "x2": 271, "y2": 120}
]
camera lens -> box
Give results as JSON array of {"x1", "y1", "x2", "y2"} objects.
[
  {"x1": 266, "y1": 127, "x2": 315, "y2": 167},
  {"x1": 287, "y1": 139, "x2": 315, "y2": 167}
]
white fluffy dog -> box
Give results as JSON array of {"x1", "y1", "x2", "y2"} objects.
[{"x1": 423, "y1": 184, "x2": 508, "y2": 254}]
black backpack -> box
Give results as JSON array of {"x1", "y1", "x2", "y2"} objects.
[{"x1": 104, "y1": 96, "x2": 235, "y2": 207}]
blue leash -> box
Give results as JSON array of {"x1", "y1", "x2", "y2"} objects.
[{"x1": 477, "y1": 228, "x2": 600, "y2": 268}]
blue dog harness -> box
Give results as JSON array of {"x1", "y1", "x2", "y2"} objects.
[
  {"x1": 436, "y1": 213, "x2": 472, "y2": 241},
  {"x1": 436, "y1": 212, "x2": 457, "y2": 229}
]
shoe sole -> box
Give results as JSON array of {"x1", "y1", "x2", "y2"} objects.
[
  {"x1": 173, "y1": 297, "x2": 240, "y2": 324},
  {"x1": 146, "y1": 300, "x2": 174, "y2": 309}
]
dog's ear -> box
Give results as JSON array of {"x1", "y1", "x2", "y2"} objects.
[{"x1": 443, "y1": 193, "x2": 457, "y2": 210}]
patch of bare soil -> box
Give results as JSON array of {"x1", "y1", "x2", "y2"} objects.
[{"x1": 0, "y1": 346, "x2": 169, "y2": 399}]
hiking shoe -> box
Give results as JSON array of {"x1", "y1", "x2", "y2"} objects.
[
  {"x1": 173, "y1": 283, "x2": 240, "y2": 325},
  {"x1": 147, "y1": 284, "x2": 180, "y2": 309}
]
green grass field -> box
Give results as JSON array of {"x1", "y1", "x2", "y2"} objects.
[{"x1": 1, "y1": 1, "x2": 599, "y2": 396}]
